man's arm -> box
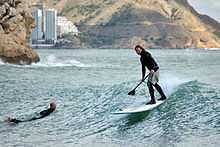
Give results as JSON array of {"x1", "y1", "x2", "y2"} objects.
[
  {"x1": 30, "y1": 108, "x2": 54, "y2": 121},
  {"x1": 40, "y1": 110, "x2": 46, "y2": 115}
]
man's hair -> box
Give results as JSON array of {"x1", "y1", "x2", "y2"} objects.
[{"x1": 135, "y1": 45, "x2": 145, "y2": 51}]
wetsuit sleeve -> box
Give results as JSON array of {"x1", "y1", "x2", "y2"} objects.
[
  {"x1": 29, "y1": 112, "x2": 47, "y2": 121},
  {"x1": 40, "y1": 110, "x2": 46, "y2": 115},
  {"x1": 39, "y1": 108, "x2": 54, "y2": 118},
  {"x1": 29, "y1": 109, "x2": 49, "y2": 121},
  {"x1": 29, "y1": 108, "x2": 54, "y2": 121}
]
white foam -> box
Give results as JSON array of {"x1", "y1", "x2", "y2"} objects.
[
  {"x1": 160, "y1": 74, "x2": 188, "y2": 97},
  {"x1": 110, "y1": 113, "x2": 129, "y2": 121},
  {"x1": 31, "y1": 55, "x2": 91, "y2": 68},
  {"x1": 0, "y1": 58, "x2": 4, "y2": 65},
  {"x1": 205, "y1": 48, "x2": 220, "y2": 51}
]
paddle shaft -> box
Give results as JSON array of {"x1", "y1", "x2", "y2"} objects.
[{"x1": 132, "y1": 73, "x2": 150, "y2": 91}]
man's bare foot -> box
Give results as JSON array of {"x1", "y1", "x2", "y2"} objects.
[{"x1": 4, "y1": 117, "x2": 12, "y2": 122}]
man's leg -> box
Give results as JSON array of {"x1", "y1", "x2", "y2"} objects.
[
  {"x1": 4, "y1": 117, "x2": 12, "y2": 122},
  {"x1": 146, "y1": 83, "x2": 156, "y2": 104},
  {"x1": 154, "y1": 83, "x2": 166, "y2": 100},
  {"x1": 4, "y1": 117, "x2": 22, "y2": 123}
]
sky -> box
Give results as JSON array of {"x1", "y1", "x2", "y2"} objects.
[{"x1": 188, "y1": 0, "x2": 220, "y2": 22}]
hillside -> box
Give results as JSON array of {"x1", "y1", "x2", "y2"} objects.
[{"x1": 26, "y1": 0, "x2": 220, "y2": 49}]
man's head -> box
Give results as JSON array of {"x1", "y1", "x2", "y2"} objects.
[
  {"x1": 135, "y1": 45, "x2": 145, "y2": 55},
  {"x1": 50, "y1": 102, "x2": 56, "y2": 110}
]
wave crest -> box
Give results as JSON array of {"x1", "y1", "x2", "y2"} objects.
[{"x1": 31, "y1": 55, "x2": 90, "y2": 67}]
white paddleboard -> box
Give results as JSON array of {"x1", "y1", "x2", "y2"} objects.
[{"x1": 112, "y1": 100, "x2": 165, "y2": 115}]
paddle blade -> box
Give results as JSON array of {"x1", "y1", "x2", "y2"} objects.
[{"x1": 128, "y1": 90, "x2": 135, "y2": 95}]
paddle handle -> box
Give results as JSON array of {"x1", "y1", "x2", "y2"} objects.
[{"x1": 132, "y1": 73, "x2": 150, "y2": 90}]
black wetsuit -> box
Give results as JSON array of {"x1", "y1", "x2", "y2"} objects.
[
  {"x1": 140, "y1": 50, "x2": 159, "y2": 77},
  {"x1": 140, "y1": 50, "x2": 165, "y2": 102},
  {"x1": 9, "y1": 108, "x2": 55, "y2": 123}
]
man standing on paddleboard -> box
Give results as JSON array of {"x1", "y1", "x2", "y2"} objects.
[{"x1": 135, "y1": 45, "x2": 166, "y2": 105}]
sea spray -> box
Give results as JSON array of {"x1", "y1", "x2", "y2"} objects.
[
  {"x1": 0, "y1": 58, "x2": 3, "y2": 65},
  {"x1": 31, "y1": 55, "x2": 89, "y2": 67},
  {"x1": 160, "y1": 74, "x2": 189, "y2": 97}
]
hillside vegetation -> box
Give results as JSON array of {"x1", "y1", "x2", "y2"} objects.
[{"x1": 26, "y1": 0, "x2": 220, "y2": 49}]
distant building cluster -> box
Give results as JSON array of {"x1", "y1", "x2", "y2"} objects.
[
  {"x1": 30, "y1": 4, "x2": 78, "y2": 47},
  {"x1": 57, "y1": 16, "x2": 78, "y2": 37}
]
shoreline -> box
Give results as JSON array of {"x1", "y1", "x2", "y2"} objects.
[{"x1": 33, "y1": 47, "x2": 220, "y2": 50}]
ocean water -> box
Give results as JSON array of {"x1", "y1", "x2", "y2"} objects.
[{"x1": 0, "y1": 49, "x2": 220, "y2": 146}]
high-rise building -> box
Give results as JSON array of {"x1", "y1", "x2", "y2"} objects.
[
  {"x1": 32, "y1": 4, "x2": 44, "y2": 35},
  {"x1": 45, "y1": 9, "x2": 57, "y2": 43},
  {"x1": 31, "y1": 9, "x2": 43, "y2": 40}
]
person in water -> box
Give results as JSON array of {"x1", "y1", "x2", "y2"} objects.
[
  {"x1": 4, "y1": 102, "x2": 56, "y2": 123},
  {"x1": 135, "y1": 45, "x2": 166, "y2": 104}
]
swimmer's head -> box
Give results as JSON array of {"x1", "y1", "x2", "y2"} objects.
[{"x1": 50, "y1": 102, "x2": 56, "y2": 110}]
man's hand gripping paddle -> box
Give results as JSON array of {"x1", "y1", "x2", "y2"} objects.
[{"x1": 128, "y1": 73, "x2": 150, "y2": 95}]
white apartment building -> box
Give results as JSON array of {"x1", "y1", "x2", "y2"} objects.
[{"x1": 57, "y1": 16, "x2": 78, "y2": 36}]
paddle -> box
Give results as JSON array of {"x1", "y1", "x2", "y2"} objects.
[{"x1": 128, "y1": 73, "x2": 150, "y2": 95}]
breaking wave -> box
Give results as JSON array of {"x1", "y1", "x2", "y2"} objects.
[{"x1": 31, "y1": 55, "x2": 91, "y2": 67}]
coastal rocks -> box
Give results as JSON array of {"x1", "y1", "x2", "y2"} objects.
[
  {"x1": 0, "y1": 5, "x2": 6, "y2": 18},
  {"x1": 8, "y1": 7, "x2": 18, "y2": 16},
  {"x1": 0, "y1": 0, "x2": 40, "y2": 65}
]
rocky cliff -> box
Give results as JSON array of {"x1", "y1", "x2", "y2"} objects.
[
  {"x1": 0, "y1": 0, "x2": 40, "y2": 65},
  {"x1": 27, "y1": 0, "x2": 220, "y2": 49}
]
